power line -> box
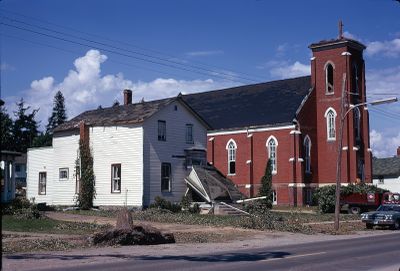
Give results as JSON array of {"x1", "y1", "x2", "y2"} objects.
[
  {"x1": 1, "y1": 8, "x2": 264, "y2": 80},
  {"x1": 2, "y1": 21, "x2": 250, "y2": 84},
  {"x1": 1, "y1": 10, "x2": 267, "y2": 83},
  {"x1": 1, "y1": 33, "x2": 203, "y2": 81}
]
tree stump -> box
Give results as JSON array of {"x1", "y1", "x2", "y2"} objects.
[{"x1": 115, "y1": 208, "x2": 133, "y2": 230}]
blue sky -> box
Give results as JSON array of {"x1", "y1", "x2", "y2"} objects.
[{"x1": 1, "y1": 0, "x2": 399, "y2": 157}]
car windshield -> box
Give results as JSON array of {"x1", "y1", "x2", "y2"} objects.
[{"x1": 377, "y1": 205, "x2": 400, "y2": 212}]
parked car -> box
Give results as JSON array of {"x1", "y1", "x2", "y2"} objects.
[{"x1": 361, "y1": 204, "x2": 400, "y2": 230}]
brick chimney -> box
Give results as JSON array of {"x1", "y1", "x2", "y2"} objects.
[
  {"x1": 397, "y1": 146, "x2": 400, "y2": 157},
  {"x1": 123, "y1": 89, "x2": 132, "y2": 105},
  {"x1": 79, "y1": 121, "x2": 89, "y2": 145}
]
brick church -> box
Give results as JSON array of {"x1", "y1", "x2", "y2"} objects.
[{"x1": 184, "y1": 32, "x2": 372, "y2": 206}]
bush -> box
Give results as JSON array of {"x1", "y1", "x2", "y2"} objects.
[
  {"x1": 313, "y1": 183, "x2": 389, "y2": 213},
  {"x1": 313, "y1": 185, "x2": 337, "y2": 213},
  {"x1": 2, "y1": 198, "x2": 41, "y2": 219},
  {"x1": 149, "y1": 196, "x2": 181, "y2": 213}
]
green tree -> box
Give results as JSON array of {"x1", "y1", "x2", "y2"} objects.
[
  {"x1": 0, "y1": 103, "x2": 14, "y2": 151},
  {"x1": 32, "y1": 132, "x2": 53, "y2": 147},
  {"x1": 76, "y1": 139, "x2": 96, "y2": 209},
  {"x1": 258, "y1": 159, "x2": 273, "y2": 208},
  {"x1": 13, "y1": 98, "x2": 39, "y2": 153},
  {"x1": 46, "y1": 91, "x2": 67, "y2": 133}
]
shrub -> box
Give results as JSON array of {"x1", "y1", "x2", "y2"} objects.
[
  {"x1": 258, "y1": 160, "x2": 273, "y2": 209},
  {"x1": 313, "y1": 183, "x2": 389, "y2": 213},
  {"x1": 149, "y1": 196, "x2": 181, "y2": 213},
  {"x1": 2, "y1": 197, "x2": 41, "y2": 219},
  {"x1": 313, "y1": 185, "x2": 337, "y2": 213}
]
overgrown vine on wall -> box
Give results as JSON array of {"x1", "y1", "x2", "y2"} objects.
[{"x1": 75, "y1": 139, "x2": 96, "y2": 209}]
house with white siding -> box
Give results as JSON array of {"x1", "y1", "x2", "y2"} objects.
[
  {"x1": 372, "y1": 149, "x2": 400, "y2": 193},
  {"x1": 27, "y1": 90, "x2": 209, "y2": 207}
]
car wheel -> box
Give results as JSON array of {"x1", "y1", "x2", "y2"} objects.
[
  {"x1": 391, "y1": 220, "x2": 400, "y2": 230},
  {"x1": 366, "y1": 223, "x2": 373, "y2": 229},
  {"x1": 349, "y1": 206, "x2": 361, "y2": 215}
]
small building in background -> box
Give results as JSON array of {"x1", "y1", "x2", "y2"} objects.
[{"x1": 372, "y1": 147, "x2": 400, "y2": 193}]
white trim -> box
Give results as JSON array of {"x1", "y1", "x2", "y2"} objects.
[
  {"x1": 290, "y1": 130, "x2": 301, "y2": 135},
  {"x1": 341, "y1": 51, "x2": 352, "y2": 56},
  {"x1": 225, "y1": 139, "x2": 237, "y2": 150},
  {"x1": 245, "y1": 184, "x2": 251, "y2": 189},
  {"x1": 266, "y1": 136, "x2": 278, "y2": 174},
  {"x1": 367, "y1": 148, "x2": 372, "y2": 152},
  {"x1": 353, "y1": 146, "x2": 359, "y2": 151},
  {"x1": 208, "y1": 125, "x2": 295, "y2": 136},
  {"x1": 246, "y1": 160, "x2": 252, "y2": 164},
  {"x1": 289, "y1": 158, "x2": 295, "y2": 162},
  {"x1": 298, "y1": 158, "x2": 304, "y2": 162},
  {"x1": 310, "y1": 57, "x2": 316, "y2": 61},
  {"x1": 208, "y1": 137, "x2": 215, "y2": 141},
  {"x1": 342, "y1": 146, "x2": 348, "y2": 151},
  {"x1": 324, "y1": 107, "x2": 337, "y2": 141},
  {"x1": 247, "y1": 133, "x2": 253, "y2": 138},
  {"x1": 288, "y1": 183, "x2": 306, "y2": 188}
]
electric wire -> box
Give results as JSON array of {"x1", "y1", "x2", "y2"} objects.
[
  {"x1": 0, "y1": 8, "x2": 267, "y2": 82},
  {"x1": 1, "y1": 12, "x2": 265, "y2": 84},
  {"x1": 2, "y1": 21, "x2": 251, "y2": 84}
]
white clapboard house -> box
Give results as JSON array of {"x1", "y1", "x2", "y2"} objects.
[{"x1": 27, "y1": 90, "x2": 209, "y2": 207}]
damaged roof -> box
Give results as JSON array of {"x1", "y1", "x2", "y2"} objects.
[
  {"x1": 182, "y1": 76, "x2": 311, "y2": 130},
  {"x1": 54, "y1": 97, "x2": 176, "y2": 132},
  {"x1": 373, "y1": 157, "x2": 400, "y2": 178}
]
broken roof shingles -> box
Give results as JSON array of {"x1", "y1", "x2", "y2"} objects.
[
  {"x1": 373, "y1": 157, "x2": 400, "y2": 178},
  {"x1": 54, "y1": 98, "x2": 175, "y2": 132},
  {"x1": 183, "y1": 76, "x2": 311, "y2": 130}
]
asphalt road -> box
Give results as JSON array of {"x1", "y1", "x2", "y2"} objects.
[{"x1": 21, "y1": 232, "x2": 400, "y2": 271}]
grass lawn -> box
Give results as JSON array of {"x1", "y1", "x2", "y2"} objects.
[{"x1": 2, "y1": 215, "x2": 111, "y2": 235}]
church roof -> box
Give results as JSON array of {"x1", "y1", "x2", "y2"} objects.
[{"x1": 182, "y1": 76, "x2": 311, "y2": 131}]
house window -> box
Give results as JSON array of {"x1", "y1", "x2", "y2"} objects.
[
  {"x1": 158, "y1": 120, "x2": 166, "y2": 141},
  {"x1": 304, "y1": 136, "x2": 311, "y2": 173},
  {"x1": 267, "y1": 136, "x2": 278, "y2": 174},
  {"x1": 325, "y1": 63, "x2": 334, "y2": 94},
  {"x1": 354, "y1": 107, "x2": 361, "y2": 140},
  {"x1": 111, "y1": 164, "x2": 121, "y2": 193},
  {"x1": 161, "y1": 163, "x2": 171, "y2": 192},
  {"x1": 186, "y1": 124, "x2": 193, "y2": 144},
  {"x1": 272, "y1": 190, "x2": 277, "y2": 205},
  {"x1": 325, "y1": 108, "x2": 337, "y2": 141},
  {"x1": 59, "y1": 168, "x2": 69, "y2": 181},
  {"x1": 226, "y1": 140, "x2": 237, "y2": 175},
  {"x1": 75, "y1": 165, "x2": 80, "y2": 194},
  {"x1": 38, "y1": 172, "x2": 46, "y2": 195}
]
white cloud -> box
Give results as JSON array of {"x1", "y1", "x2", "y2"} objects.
[
  {"x1": 267, "y1": 61, "x2": 310, "y2": 79},
  {"x1": 6, "y1": 49, "x2": 235, "y2": 129},
  {"x1": 370, "y1": 129, "x2": 400, "y2": 158},
  {"x1": 185, "y1": 50, "x2": 224, "y2": 57},
  {"x1": 366, "y1": 38, "x2": 400, "y2": 58}
]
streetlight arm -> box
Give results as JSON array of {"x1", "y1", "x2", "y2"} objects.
[{"x1": 343, "y1": 97, "x2": 398, "y2": 119}]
